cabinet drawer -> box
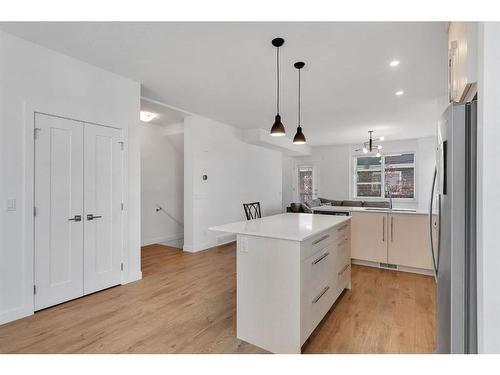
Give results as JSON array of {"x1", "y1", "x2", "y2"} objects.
[
  {"x1": 337, "y1": 263, "x2": 351, "y2": 287},
  {"x1": 301, "y1": 229, "x2": 335, "y2": 260},
  {"x1": 301, "y1": 244, "x2": 335, "y2": 301},
  {"x1": 301, "y1": 281, "x2": 338, "y2": 343},
  {"x1": 335, "y1": 222, "x2": 350, "y2": 242},
  {"x1": 301, "y1": 221, "x2": 350, "y2": 261}
]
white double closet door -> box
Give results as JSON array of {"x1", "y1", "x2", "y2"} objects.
[{"x1": 34, "y1": 113, "x2": 123, "y2": 311}]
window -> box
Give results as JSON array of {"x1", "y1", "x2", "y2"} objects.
[
  {"x1": 298, "y1": 166, "x2": 313, "y2": 203},
  {"x1": 353, "y1": 152, "x2": 415, "y2": 200},
  {"x1": 354, "y1": 156, "x2": 382, "y2": 197},
  {"x1": 384, "y1": 153, "x2": 415, "y2": 199}
]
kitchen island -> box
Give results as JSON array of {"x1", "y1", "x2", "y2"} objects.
[{"x1": 210, "y1": 213, "x2": 351, "y2": 354}]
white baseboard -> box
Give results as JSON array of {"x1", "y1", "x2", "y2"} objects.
[
  {"x1": 351, "y1": 258, "x2": 434, "y2": 276},
  {"x1": 123, "y1": 271, "x2": 142, "y2": 284},
  {"x1": 0, "y1": 306, "x2": 33, "y2": 326},
  {"x1": 141, "y1": 233, "x2": 184, "y2": 247},
  {"x1": 183, "y1": 238, "x2": 236, "y2": 253}
]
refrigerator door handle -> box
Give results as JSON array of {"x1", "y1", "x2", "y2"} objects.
[{"x1": 428, "y1": 167, "x2": 438, "y2": 281}]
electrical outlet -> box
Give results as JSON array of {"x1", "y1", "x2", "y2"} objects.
[{"x1": 240, "y1": 236, "x2": 249, "y2": 253}]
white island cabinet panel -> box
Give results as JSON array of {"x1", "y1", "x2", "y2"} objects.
[
  {"x1": 237, "y1": 235, "x2": 302, "y2": 354},
  {"x1": 210, "y1": 213, "x2": 351, "y2": 354}
]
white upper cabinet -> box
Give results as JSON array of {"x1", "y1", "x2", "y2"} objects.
[{"x1": 448, "y1": 22, "x2": 478, "y2": 102}]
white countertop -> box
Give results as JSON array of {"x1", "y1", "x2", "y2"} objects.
[
  {"x1": 311, "y1": 205, "x2": 428, "y2": 215},
  {"x1": 209, "y1": 213, "x2": 351, "y2": 242}
]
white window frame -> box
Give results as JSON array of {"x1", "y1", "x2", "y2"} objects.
[{"x1": 351, "y1": 151, "x2": 417, "y2": 202}]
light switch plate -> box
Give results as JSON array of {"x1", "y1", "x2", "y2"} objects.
[{"x1": 6, "y1": 198, "x2": 16, "y2": 211}]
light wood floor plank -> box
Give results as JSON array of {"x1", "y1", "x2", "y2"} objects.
[{"x1": 0, "y1": 243, "x2": 435, "y2": 354}]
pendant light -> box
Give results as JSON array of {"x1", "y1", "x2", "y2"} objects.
[
  {"x1": 293, "y1": 61, "x2": 306, "y2": 144},
  {"x1": 270, "y1": 38, "x2": 286, "y2": 136}
]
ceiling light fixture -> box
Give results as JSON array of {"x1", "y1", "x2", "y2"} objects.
[
  {"x1": 356, "y1": 130, "x2": 384, "y2": 155},
  {"x1": 140, "y1": 111, "x2": 157, "y2": 122},
  {"x1": 293, "y1": 61, "x2": 306, "y2": 145},
  {"x1": 270, "y1": 38, "x2": 286, "y2": 136},
  {"x1": 395, "y1": 90, "x2": 405, "y2": 96},
  {"x1": 389, "y1": 60, "x2": 400, "y2": 67}
]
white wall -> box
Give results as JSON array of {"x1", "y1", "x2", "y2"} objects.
[
  {"x1": 283, "y1": 137, "x2": 436, "y2": 210},
  {"x1": 0, "y1": 31, "x2": 141, "y2": 325},
  {"x1": 282, "y1": 155, "x2": 295, "y2": 212},
  {"x1": 184, "y1": 115, "x2": 283, "y2": 252},
  {"x1": 140, "y1": 123, "x2": 184, "y2": 246},
  {"x1": 477, "y1": 22, "x2": 500, "y2": 354}
]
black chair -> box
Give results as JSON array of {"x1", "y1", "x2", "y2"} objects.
[{"x1": 243, "y1": 202, "x2": 262, "y2": 220}]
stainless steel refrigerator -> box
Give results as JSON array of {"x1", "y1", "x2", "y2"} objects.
[{"x1": 429, "y1": 101, "x2": 477, "y2": 354}]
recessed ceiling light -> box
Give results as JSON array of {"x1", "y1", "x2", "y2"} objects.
[
  {"x1": 389, "y1": 60, "x2": 400, "y2": 67},
  {"x1": 395, "y1": 90, "x2": 405, "y2": 96},
  {"x1": 140, "y1": 111, "x2": 157, "y2": 122}
]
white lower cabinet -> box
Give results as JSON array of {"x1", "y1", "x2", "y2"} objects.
[
  {"x1": 351, "y1": 211, "x2": 432, "y2": 272},
  {"x1": 234, "y1": 218, "x2": 351, "y2": 354},
  {"x1": 300, "y1": 223, "x2": 351, "y2": 344},
  {"x1": 387, "y1": 213, "x2": 433, "y2": 270},
  {"x1": 351, "y1": 212, "x2": 387, "y2": 263}
]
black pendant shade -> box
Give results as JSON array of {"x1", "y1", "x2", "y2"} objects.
[
  {"x1": 270, "y1": 114, "x2": 286, "y2": 136},
  {"x1": 293, "y1": 126, "x2": 306, "y2": 144},
  {"x1": 270, "y1": 38, "x2": 286, "y2": 136},
  {"x1": 293, "y1": 61, "x2": 306, "y2": 144}
]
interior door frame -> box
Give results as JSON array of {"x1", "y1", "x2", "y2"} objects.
[
  {"x1": 294, "y1": 162, "x2": 320, "y2": 203},
  {"x1": 22, "y1": 103, "x2": 128, "y2": 320}
]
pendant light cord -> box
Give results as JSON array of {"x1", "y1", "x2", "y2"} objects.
[
  {"x1": 298, "y1": 68, "x2": 301, "y2": 127},
  {"x1": 276, "y1": 46, "x2": 280, "y2": 114}
]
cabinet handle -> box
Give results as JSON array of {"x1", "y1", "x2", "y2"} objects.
[
  {"x1": 87, "y1": 214, "x2": 102, "y2": 220},
  {"x1": 68, "y1": 215, "x2": 82, "y2": 222},
  {"x1": 382, "y1": 216, "x2": 385, "y2": 242},
  {"x1": 312, "y1": 234, "x2": 329, "y2": 245},
  {"x1": 391, "y1": 216, "x2": 394, "y2": 242},
  {"x1": 312, "y1": 286, "x2": 330, "y2": 304},
  {"x1": 312, "y1": 252, "x2": 329, "y2": 265},
  {"x1": 338, "y1": 264, "x2": 350, "y2": 276}
]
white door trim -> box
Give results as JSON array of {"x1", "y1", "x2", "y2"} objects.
[{"x1": 12, "y1": 103, "x2": 129, "y2": 324}]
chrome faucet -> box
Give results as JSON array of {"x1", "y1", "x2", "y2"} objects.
[{"x1": 388, "y1": 190, "x2": 393, "y2": 210}]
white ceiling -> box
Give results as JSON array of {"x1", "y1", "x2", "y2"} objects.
[{"x1": 0, "y1": 22, "x2": 448, "y2": 146}]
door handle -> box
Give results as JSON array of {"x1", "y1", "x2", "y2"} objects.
[
  {"x1": 312, "y1": 252, "x2": 329, "y2": 265},
  {"x1": 391, "y1": 216, "x2": 394, "y2": 242},
  {"x1": 382, "y1": 216, "x2": 385, "y2": 242},
  {"x1": 87, "y1": 214, "x2": 102, "y2": 220},
  {"x1": 428, "y1": 167, "x2": 438, "y2": 281},
  {"x1": 338, "y1": 263, "x2": 350, "y2": 276},
  {"x1": 312, "y1": 286, "x2": 330, "y2": 304},
  {"x1": 68, "y1": 215, "x2": 82, "y2": 222},
  {"x1": 312, "y1": 234, "x2": 329, "y2": 245}
]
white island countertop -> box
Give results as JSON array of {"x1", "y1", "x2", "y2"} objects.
[{"x1": 209, "y1": 213, "x2": 351, "y2": 242}]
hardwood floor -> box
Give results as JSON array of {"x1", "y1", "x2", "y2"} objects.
[{"x1": 0, "y1": 243, "x2": 435, "y2": 354}]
